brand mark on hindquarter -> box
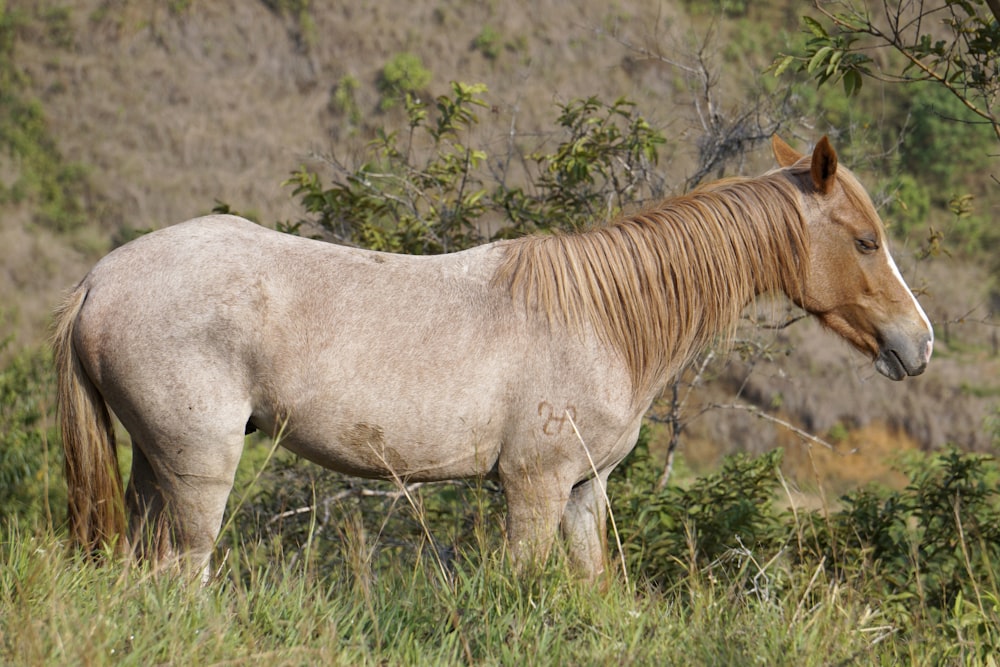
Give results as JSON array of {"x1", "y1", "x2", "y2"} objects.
[{"x1": 537, "y1": 401, "x2": 576, "y2": 436}]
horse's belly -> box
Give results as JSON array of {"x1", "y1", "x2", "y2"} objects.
[{"x1": 277, "y1": 419, "x2": 502, "y2": 482}]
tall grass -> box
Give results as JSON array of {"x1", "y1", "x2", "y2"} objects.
[
  {"x1": 0, "y1": 523, "x2": 922, "y2": 666},
  {"x1": 3, "y1": 441, "x2": 998, "y2": 665}
]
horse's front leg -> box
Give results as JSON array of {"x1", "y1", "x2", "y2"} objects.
[{"x1": 500, "y1": 467, "x2": 572, "y2": 571}]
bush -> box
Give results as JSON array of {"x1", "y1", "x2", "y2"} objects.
[
  {"x1": 883, "y1": 172, "x2": 931, "y2": 240},
  {"x1": 378, "y1": 52, "x2": 432, "y2": 110},
  {"x1": 472, "y1": 26, "x2": 502, "y2": 60},
  {"x1": 606, "y1": 438, "x2": 1000, "y2": 654},
  {"x1": 282, "y1": 83, "x2": 665, "y2": 252},
  {"x1": 612, "y1": 443, "x2": 786, "y2": 587},
  {"x1": 0, "y1": 4, "x2": 95, "y2": 234},
  {"x1": 901, "y1": 85, "x2": 994, "y2": 201},
  {"x1": 330, "y1": 73, "x2": 361, "y2": 129}
]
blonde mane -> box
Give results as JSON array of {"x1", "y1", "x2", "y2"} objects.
[{"x1": 492, "y1": 171, "x2": 811, "y2": 402}]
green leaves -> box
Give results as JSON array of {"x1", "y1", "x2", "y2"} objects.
[
  {"x1": 770, "y1": 14, "x2": 871, "y2": 96},
  {"x1": 282, "y1": 84, "x2": 664, "y2": 252},
  {"x1": 802, "y1": 15, "x2": 829, "y2": 40},
  {"x1": 776, "y1": 0, "x2": 1000, "y2": 130},
  {"x1": 614, "y1": 445, "x2": 785, "y2": 586},
  {"x1": 378, "y1": 52, "x2": 433, "y2": 111},
  {"x1": 521, "y1": 96, "x2": 665, "y2": 230},
  {"x1": 611, "y1": 439, "x2": 1000, "y2": 655}
]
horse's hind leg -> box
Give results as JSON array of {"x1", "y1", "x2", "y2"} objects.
[
  {"x1": 126, "y1": 444, "x2": 171, "y2": 562},
  {"x1": 561, "y1": 471, "x2": 612, "y2": 581},
  {"x1": 125, "y1": 427, "x2": 245, "y2": 580}
]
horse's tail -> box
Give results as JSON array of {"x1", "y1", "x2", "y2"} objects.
[{"x1": 53, "y1": 285, "x2": 127, "y2": 555}]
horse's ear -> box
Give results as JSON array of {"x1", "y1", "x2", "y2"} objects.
[
  {"x1": 771, "y1": 134, "x2": 802, "y2": 167},
  {"x1": 810, "y1": 136, "x2": 838, "y2": 194}
]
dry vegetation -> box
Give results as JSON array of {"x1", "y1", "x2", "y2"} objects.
[{"x1": 2, "y1": 0, "x2": 998, "y2": 477}]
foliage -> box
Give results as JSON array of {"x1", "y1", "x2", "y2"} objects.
[
  {"x1": 611, "y1": 441, "x2": 1000, "y2": 655},
  {"x1": 803, "y1": 449, "x2": 1000, "y2": 621},
  {"x1": 0, "y1": 345, "x2": 63, "y2": 529},
  {"x1": 330, "y1": 73, "x2": 362, "y2": 129},
  {"x1": 282, "y1": 83, "x2": 665, "y2": 253},
  {"x1": 900, "y1": 84, "x2": 995, "y2": 196},
  {"x1": 774, "y1": 0, "x2": 1000, "y2": 141},
  {"x1": 472, "y1": 26, "x2": 503, "y2": 60},
  {"x1": 3, "y1": 440, "x2": 998, "y2": 664},
  {"x1": 612, "y1": 443, "x2": 786, "y2": 586},
  {"x1": 283, "y1": 82, "x2": 490, "y2": 253},
  {"x1": 377, "y1": 52, "x2": 433, "y2": 110},
  {"x1": 508, "y1": 96, "x2": 665, "y2": 231},
  {"x1": 226, "y1": 447, "x2": 506, "y2": 580},
  {"x1": 883, "y1": 172, "x2": 931, "y2": 238}
]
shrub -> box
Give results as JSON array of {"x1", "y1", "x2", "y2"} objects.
[
  {"x1": 900, "y1": 85, "x2": 994, "y2": 201},
  {"x1": 377, "y1": 52, "x2": 432, "y2": 110},
  {"x1": 804, "y1": 448, "x2": 1000, "y2": 613},
  {"x1": 472, "y1": 26, "x2": 502, "y2": 60},
  {"x1": 612, "y1": 443, "x2": 786, "y2": 587},
  {"x1": 330, "y1": 73, "x2": 362, "y2": 128},
  {"x1": 282, "y1": 83, "x2": 665, "y2": 252},
  {"x1": 883, "y1": 172, "x2": 931, "y2": 240}
]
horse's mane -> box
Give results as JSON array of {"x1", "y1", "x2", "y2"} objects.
[{"x1": 492, "y1": 171, "x2": 811, "y2": 403}]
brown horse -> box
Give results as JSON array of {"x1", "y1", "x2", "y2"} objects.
[{"x1": 54, "y1": 136, "x2": 932, "y2": 580}]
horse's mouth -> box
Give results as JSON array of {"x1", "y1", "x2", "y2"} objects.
[
  {"x1": 874, "y1": 347, "x2": 927, "y2": 380},
  {"x1": 875, "y1": 350, "x2": 906, "y2": 381}
]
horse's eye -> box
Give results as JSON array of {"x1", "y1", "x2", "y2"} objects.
[{"x1": 856, "y1": 237, "x2": 879, "y2": 254}]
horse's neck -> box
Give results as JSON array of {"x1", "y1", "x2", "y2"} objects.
[
  {"x1": 634, "y1": 176, "x2": 806, "y2": 396},
  {"x1": 674, "y1": 177, "x2": 806, "y2": 302}
]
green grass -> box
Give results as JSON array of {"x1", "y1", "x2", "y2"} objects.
[
  {"x1": 3, "y1": 446, "x2": 999, "y2": 665},
  {"x1": 0, "y1": 522, "x2": 930, "y2": 666}
]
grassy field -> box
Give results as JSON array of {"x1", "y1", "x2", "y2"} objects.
[
  {"x1": 0, "y1": 528, "x2": 905, "y2": 666},
  {"x1": 2, "y1": 422, "x2": 998, "y2": 665}
]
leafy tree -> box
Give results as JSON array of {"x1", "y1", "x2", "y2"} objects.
[
  {"x1": 901, "y1": 84, "x2": 994, "y2": 196},
  {"x1": 283, "y1": 81, "x2": 491, "y2": 253},
  {"x1": 775, "y1": 0, "x2": 1000, "y2": 143}
]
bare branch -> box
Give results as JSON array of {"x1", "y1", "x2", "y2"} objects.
[
  {"x1": 268, "y1": 482, "x2": 430, "y2": 524},
  {"x1": 709, "y1": 402, "x2": 838, "y2": 452}
]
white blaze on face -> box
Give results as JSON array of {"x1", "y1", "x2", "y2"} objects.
[{"x1": 884, "y1": 246, "x2": 934, "y2": 363}]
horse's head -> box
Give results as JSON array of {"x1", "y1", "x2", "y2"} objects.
[{"x1": 772, "y1": 135, "x2": 933, "y2": 380}]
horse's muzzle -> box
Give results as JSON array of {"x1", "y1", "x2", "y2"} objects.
[{"x1": 874, "y1": 332, "x2": 933, "y2": 380}]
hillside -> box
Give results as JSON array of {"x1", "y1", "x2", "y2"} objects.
[{"x1": 2, "y1": 0, "x2": 998, "y2": 474}]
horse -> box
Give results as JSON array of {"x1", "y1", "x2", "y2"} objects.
[{"x1": 54, "y1": 135, "x2": 933, "y2": 580}]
